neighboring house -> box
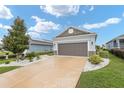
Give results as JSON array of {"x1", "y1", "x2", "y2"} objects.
[
  {"x1": 106, "y1": 34, "x2": 124, "y2": 50},
  {"x1": 28, "y1": 38, "x2": 53, "y2": 53},
  {"x1": 53, "y1": 27, "x2": 97, "y2": 56}
]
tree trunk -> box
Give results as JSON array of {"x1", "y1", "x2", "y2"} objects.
[
  {"x1": 16, "y1": 53, "x2": 20, "y2": 62},
  {"x1": 5, "y1": 55, "x2": 8, "y2": 60}
]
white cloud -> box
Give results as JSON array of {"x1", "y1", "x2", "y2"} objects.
[
  {"x1": 40, "y1": 5, "x2": 80, "y2": 17},
  {"x1": 82, "y1": 5, "x2": 94, "y2": 15},
  {"x1": 122, "y1": 12, "x2": 124, "y2": 17},
  {"x1": 0, "y1": 5, "x2": 13, "y2": 19},
  {"x1": 0, "y1": 23, "x2": 11, "y2": 30},
  {"x1": 83, "y1": 17, "x2": 121, "y2": 30},
  {"x1": 29, "y1": 16, "x2": 60, "y2": 33},
  {"x1": 89, "y1": 6, "x2": 94, "y2": 11},
  {"x1": 31, "y1": 16, "x2": 45, "y2": 22},
  {"x1": 27, "y1": 32, "x2": 41, "y2": 39}
]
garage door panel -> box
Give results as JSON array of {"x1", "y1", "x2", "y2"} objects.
[{"x1": 58, "y1": 42, "x2": 87, "y2": 56}]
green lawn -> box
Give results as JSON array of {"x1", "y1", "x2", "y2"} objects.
[
  {"x1": 78, "y1": 53, "x2": 124, "y2": 88},
  {"x1": 0, "y1": 58, "x2": 16, "y2": 64},
  {"x1": 0, "y1": 66, "x2": 20, "y2": 74},
  {"x1": 0, "y1": 51, "x2": 13, "y2": 56}
]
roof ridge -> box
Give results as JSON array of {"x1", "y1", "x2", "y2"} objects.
[
  {"x1": 55, "y1": 26, "x2": 96, "y2": 38},
  {"x1": 30, "y1": 38, "x2": 52, "y2": 43}
]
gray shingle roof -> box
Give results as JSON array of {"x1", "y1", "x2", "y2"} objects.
[
  {"x1": 56, "y1": 27, "x2": 96, "y2": 38},
  {"x1": 29, "y1": 38, "x2": 53, "y2": 46}
]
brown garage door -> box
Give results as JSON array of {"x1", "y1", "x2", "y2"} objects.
[{"x1": 58, "y1": 42, "x2": 88, "y2": 56}]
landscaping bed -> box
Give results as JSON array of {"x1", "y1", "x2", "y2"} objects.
[
  {"x1": 77, "y1": 53, "x2": 124, "y2": 88},
  {"x1": 0, "y1": 55, "x2": 50, "y2": 67},
  {"x1": 83, "y1": 58, "x2": 109, "y2": 72}
]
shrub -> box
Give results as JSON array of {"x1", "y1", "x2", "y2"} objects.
[
  {"x1": 0, "y1": 55, "x2": 5, "y2": 59},
  {"x1": 47, "y1": 52, "x2": 54, "y2": 56},
  {"x1": 8, "y1": 54, "x2": 16, "y2": 58},
  {"x1": 99, "y1": 51, "x2": 109, "y2": 58},
  {"x1": 110, "y1": 49, "x2": 124, "y2": 59},
  {"x1": 89, "y1": 55, "x2": 103, "y2": 64},
  {"x1": 36, "y1": 51, "x2": 54, "y2": 56},
  {"x1": 4, "y1": 60, "x2": 10, "y2": 64},
  {"x1": 0, "y1": 54, "x2": 16, "y2": 60},
  {"x1": 36, "y1": 54, "x2": 40, "y2": 60},
  {"x1": 27, "y1": 52, "x2": 36, "y2": 62}
]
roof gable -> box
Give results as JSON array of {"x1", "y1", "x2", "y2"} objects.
[{"x1": 56, "y1": 27, "x2": 95, "y2": 38}]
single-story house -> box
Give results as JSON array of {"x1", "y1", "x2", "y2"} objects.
[
  {"x1": 28, "y1": 38, "x2": 53, "y2": 53},
  {"x1": 53, "y1": 27, "x2": 97, "y2": 56},
  {"x1": 106, "y1": 34, "x2": 124, "y2": 50}
]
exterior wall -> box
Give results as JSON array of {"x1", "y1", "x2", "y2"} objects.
[
  {"x1": 89, "y1": 51, "x2": 96, "y2": 56},
  {"x1": 28, "y1": 44, "x2": 53, "y2": 53},
  {"x1": 53, "y1": 34, "x2": 96, "y2": 56}
]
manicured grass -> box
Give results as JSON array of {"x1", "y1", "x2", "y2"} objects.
[
  {"x1": 0, "y1": 51, "x2": 13, "y2": 56},
  {"x1": 0, "y1": 58, "x2": 16, "y2": 64},
  {"x1": 0, "y1": 66, "x2": 20, "y2": 74},
  {"x1": 78, "y1": 53, "x2": 124, "y2": 88}
]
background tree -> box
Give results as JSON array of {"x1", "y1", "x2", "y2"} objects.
[{"x1": 2, "y1": 17, "x2": 29, "y2": 61}]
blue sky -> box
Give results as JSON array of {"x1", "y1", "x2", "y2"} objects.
[{"x1": 0, "y1": 5, "x2": 124, "y2": 45}]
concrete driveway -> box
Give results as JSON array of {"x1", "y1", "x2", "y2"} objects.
[{"x1": 0, "y1": 56, "x2": 87, "y2": 88}]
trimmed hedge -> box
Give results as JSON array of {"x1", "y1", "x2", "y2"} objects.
[
  {"x1": 36, "y1": 51, "x2": 54, "y2": 55},
  {"x1": 110, "y1": 49, "x2": 124, "y2": 59},
  {"x1": 0, "y1": 54, "x2": 16, "y2": 59}
]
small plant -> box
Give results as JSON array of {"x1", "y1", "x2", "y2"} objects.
[
  {"x1": 27, "y1": 52, "x2": 36, "y2": 62},
  {"x1": 4, "y1": 60, "x2": 10, "y2": 64},
  {"x1": 89, "y1": 55, "x2": 103, "y2": 64},
  {"x1": 99, "y1": 51, "x2": 109, "y2": 58},
  {"x1": 28, "y1": 57, "x2": 33, "y2": 62},
  {"x1": 47, "y1": 52, "x2": 54, "y2": 56},
  {"x1": 36, "y1": 54, "x2": 40, "y2": 60}
]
